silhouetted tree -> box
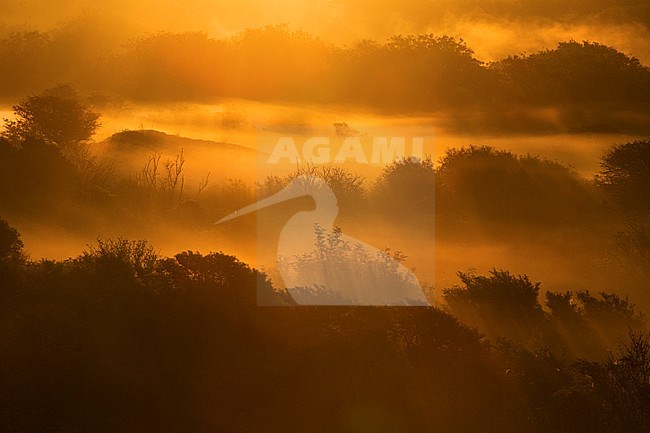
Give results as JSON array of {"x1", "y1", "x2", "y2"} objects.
[
  {"x1": 2, "y1": 87, "x2": 114, "y2": 201},
  {"x1": 257, "y1": 164, "x2": 365, "y2": 213},
  {"x1": 497, "y1": 41, "x2": 650, "y2": 106},
  {"x1": 443, "y1": 269, "x2": 547, "y2": 347},
  {"x1": 371, "y1": 156, "x2": 435, "y2": 224},
  {"x1": 436, "y1": 145, "x2": 599, "y2": 227},
  {"x1": 1, "y1": 225, "x2": 649, "y2": 433},
  {"x1": 2, "y1": 85, "x2": 100, "y2": 150},
  {"x1": 567, "y1": 331, "x2": 650, "y2": 433},
  {"x1": 0, "y1": 218, "x2": 26, "y2": 265},
  {"x1": 77, "y1": 238, "x2": 159, "y2": 282},
  {"x1": 575, "y1": 290, "x2": 645, "y2": 347},
  {"x1": 596, "y1": 139, "x2": 650, "y2": 217},
  {"x1": 597, "y1": 139, "x2": 650, "y2": 279},
  {"x1": 0, "y1": 134, "x2": 81, "y2": 213}
]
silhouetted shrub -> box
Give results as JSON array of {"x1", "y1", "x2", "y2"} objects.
[
  {"x1": 371, "y1": 156, "x2": 435, "y2": 225},
  {"x1": 257, "y1": 164, "x2": 366, "y2": 214},
  {"x1": 497, "y1": 41, "x2": 650, "y2": 106},
  {"x1": 0, "y1": 217, "x2": 26, "y2": 265},
  {"x1": 0, "y1": 135, "x2": 81, "y2": 214},
  {"x1": 0, "y1": 225, "x2": 648, "y2": 433},
  {"x1": 2, "y1": 85, "x2": 100, "y2": 150},
  {"x1": 436, "y1": 145, "x2": 600, "y2": 227},
  {"x1": 443, "y1": 269, "x2": 547, "y2": 346},
  {"x1": 596, "y1": 139, "x2": 650, "y2": 217}
]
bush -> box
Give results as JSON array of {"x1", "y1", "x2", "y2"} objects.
[
  {"x1": 436, "y1": 145, "x2": 599, "y2": 226},
  {"x1": 0, "y1": 217, "x2": 26, "y2": 265}
]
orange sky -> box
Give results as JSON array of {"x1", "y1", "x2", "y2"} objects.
[{"x1": 1, "y1": 0, "x2": 648, "y2": 62}]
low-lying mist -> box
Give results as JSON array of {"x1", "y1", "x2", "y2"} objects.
[
  {"x1": 2, "y1": 3, "x2": 650, "y2": 431},
  {"x1": 3, "y1": 99, "x2": 647, "y2": 312}
]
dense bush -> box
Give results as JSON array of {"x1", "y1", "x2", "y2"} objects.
[
  {"x1": 2, "y1": 26, "x2": 649, "y2": 132},
  {"x1": 0, "y1": 220, "x2": 647, "y2": 432},
  {"x1": 436, "y1": 145, "x2": 601, "y2": 227}
]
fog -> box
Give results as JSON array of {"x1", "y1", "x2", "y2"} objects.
[
  {"x1": 1, "y1": 3, "x2": 649, "y2": 431},
  {"x1": 3, "y1": 99, "x2": 644, "y2": 313},
  {"x1": 1, "y1": 1, "x2": 649, "y2": 62}
]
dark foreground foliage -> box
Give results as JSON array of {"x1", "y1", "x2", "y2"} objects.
[{"x1": 1, "y1": 220, "x2": 648, "y2": 433}]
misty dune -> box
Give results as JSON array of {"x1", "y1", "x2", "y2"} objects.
[{"x1": 1, "y1": 2, "x2": 650, "y2": 432}]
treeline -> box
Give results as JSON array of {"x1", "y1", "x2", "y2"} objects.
[
  {"x1": 1, "y1": 25, "x2": 649, "y2": 132},
  {"x1": 1, "y1": 218, "x2": 649, "y2": 432},
  {"x1": 1, "y1": 90, "x2": 648, "y2": 289},
  {"x1": 0, "y1": 88, "x2": 603, "y2": 224},
  {"x1": 1, "y1": 89, "x2": 650, "y2": 431},
  {"x1": 444, "y1": 269, "x2": 645, "y2": 358}
]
